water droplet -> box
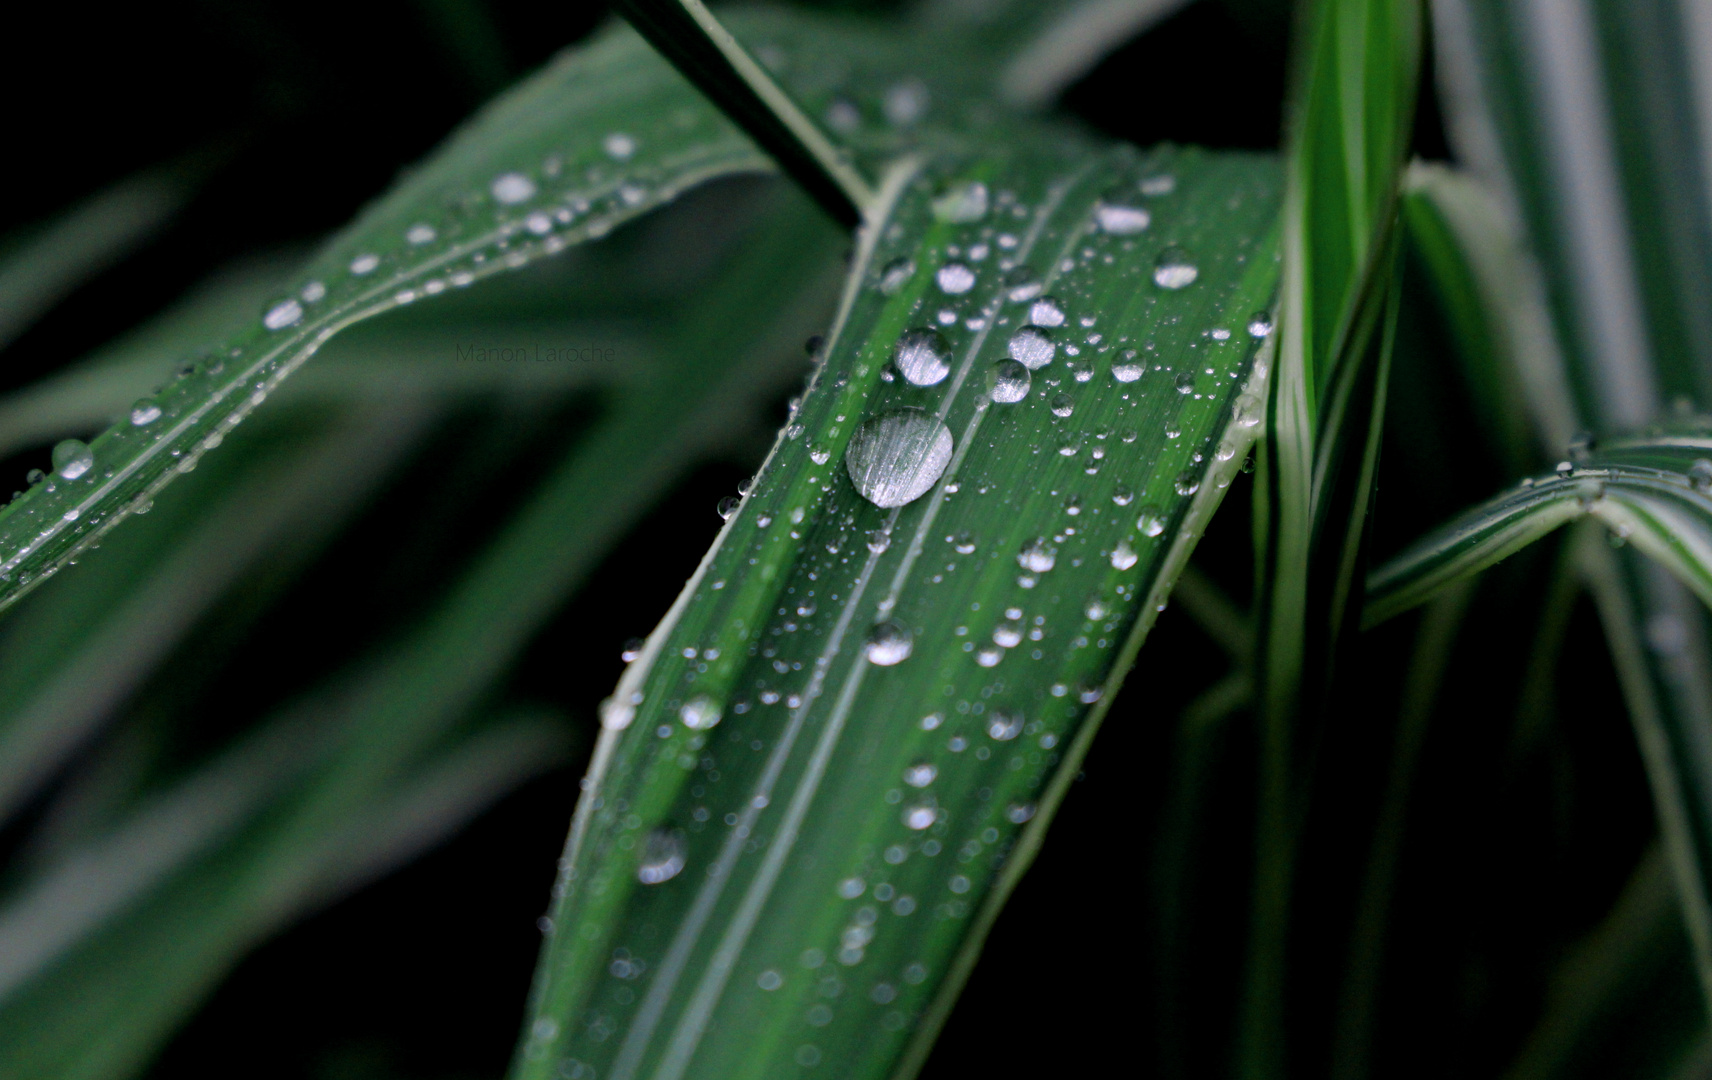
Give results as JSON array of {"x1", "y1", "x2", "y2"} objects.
[
  {"x1": 1008, "y1": 326, "x2": 1055, "y2": 370},
  {"x1": 717, "y1": 495, "x2": 741, "y2": 520},
  {"x1": 1233, "y1": 393, "x2": 1263, "y2": 427},
  {"x1": 932, "y1": 180, "x2": 988, "y2": 224},
  {"x1": 406, "y1": 223, "x2": 437, "y2": 245},
  {"x1": 1248, "y1": 311, "x2": 1274, "y2": 337},
  {"x1": 1095, "y1": 202, "x2": 1151, "y2": 234},
  {"x1": 879, "y1": 257, "x2": 916, "y2": 295},
  {"x1": 936, "y1": 261, "x2": 975, "y2": 295},
  {"x1": 866, "y1": 621, "x2": 914, "y2": 665},
  {"x1": 1006, "y1": 802, "x2": 1037, "y2": 823},
  {"x1": 904, "y1": 804, "x2": 937, "y2": 830},
  {"x1": 986, "y1": 711, "x2": 1023, "y2": 741},
  {"x1": 1137, "y1": 506, "x2": 1166, "y2": 536},
  {"x1": 1175, "y1": 371, "x2": 1196, "y2": 394},
  {"x1": 1110, "y1": 540, "x2": 1138, "y2": 570},
  {"x1": 1174, "y1": 470, "x2": 1201, "y2": 496},
  {"x1": 845, "y1": 408, "x2": 954, "y2": 509},
  {"x1": 1050, "y1": 393, "x2": 1075, "y2": 417},
  {"x1": 263, "y1": 299, "x2": 304, "y2": 330},
  {"x1": 350, "y1": 253, "x2": 380, "y2": 274},
  {"x1": 301, "y1": 280, "x2": 326, "y2": 303},
  {"x1": 1110, "y1": 349, "x2": 1145, "y2": 383},
  {"x1": 952, "y1": 532, "x2": 977, "y2": 554},
  {"x1": 130, "y1": 400, "x2": 161, "y2": 426},
  {"x1": 993, "y1": 622, "x2": 1023, "y2": 647},
  {"x1": 1692, "y1": 460, "x2": 1712, "y2": 493},
  {"x1": 1017, "y1": 538, "x2": 1056, "y2": 573},
  {"x1": 53, "y1": 440, "x2": 93, "y2": 480},
  {"x1": 604, "y1": 131, "x2": 638, "y2": 160},
  {"x1": 893, "y1": 328, "x2": 952, "y2": 387},
  {"x1": 903, "y1": 763, "x2": 937, "y2": 787},
  {"x1": 1139, "y1": 174, "x2": 1176, "y2": 196},
  {"x1": 884, "y1": 79, "x2": 929, "y2": 126},
  {"x1": 680, "y1": 694, "x2": 723, "y2": 730},
  {"x1": 1029, "y1": 296, "x2": 1066, "y2": 328},
  {"x1": 759, "y1": 969, "x2": 784, "y2": 990},
  {"x1": 491, "y1": 172, "x2": 537, "y2": 204},
  {"x1": 988, "y1": 359, "x2": 1031, "y2": 403},
  {"x1": 1085, "y1": 597, "x2": 1109, "y2": 619},
  {"x1": 638, "y1": 829, "x2": 686, "y2": 884},
  {"x1": 1003, "y1": 266, "x2": 1042, "y2": 302},
  {"x1": 1113, "y1": 486, "x2": 1134, "y2": 506},
  {"x1": 1153, "y1": 246, "x2": 1198, "y2": 289}
]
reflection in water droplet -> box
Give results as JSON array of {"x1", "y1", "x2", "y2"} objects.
[
  {"x1": 1174, "y1": 470, "x2": 1201, "y2": 496},
  {"x1": 1029, "y1": 297, "x2": 1065, "y2": 327},
  {"x1": 638, "y1": 829, "x2": 686, "y2": 884},
  {"x1": 53, "y1": 439, "x2": 93, "y2": 480},
  {"x1": 680, "y1": 694, "x2": 723, "y2": 730},
  {"x1": 491, "y1": 172, "x2": 537, "y2": 204},
  {"x1": 1175, "y1": 371, "x2": 1196, "y2": 394},
  {"x1": 264, "y1": 299, "x2": 304, "y2": 330},
  {"x1": 879, "y1": 257, "x2": 916, "y2": 295},
  {"x1": 1096, "y1": 203, "x2": 1150, "y2": 234},
  {"x1": 1137, "y1": 507, "x2": 1166, "y2": 536},
  {"x1": 932, "y1": 181, "x2": 988, "y2": 223},
  {"x1": 893, "y1": 328, "x2": 952, "y2": 386},
  {"x1": 866, "y1": 621, "x2": 914, "y2": 665},
  {"x1": 717, "y1": 495, "x2": 741, "y2": 520},
  {"x1": 130, "y1": 400, "x2": 161, "y2": 426},
  {"x1": 1248, "y1": 311, "x2": 1274, "y2": 337},
  {"x1": 1017, "y1": 538, "x2": 1056, "y2": 572},
  {"x1": 845, "y1": 408, "x2": 954, "y2": 508},
  {"x1": 1004, "y1": 266, "x2": 1042, "y2": 303},
  {"x1": 1051, "y1": 393, "x2": 1075, "y2": 417},
  {"x1": 1233, "y1": 393, "x2": 1263, "y2": 427},
  {"x1": 986, "y1": 711, "x2": 1023, "y2": 741},
  {"x1": 1111, "y1": 349, "x2": 1145, "y2": 383},
  {"x1": 989, "y1": 360, "x2": 1031, "y2": 403},
  {"x1": 1008, "y1": 326, "x2": 1055, "y2": 370},
  {"x1": 1110, "y1": 540, "x2": 1138, "y2": 570},
  {"x1": 936, "y1": 262, "x2": 975, "y2": 295},
  {"x1": 1153, "y1": 246, "x2": 1198, "y2": 289}
]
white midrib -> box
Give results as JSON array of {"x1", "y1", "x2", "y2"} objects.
[{"x1": 635, "y1": 158, "x2": 1097, "y2": 1080}]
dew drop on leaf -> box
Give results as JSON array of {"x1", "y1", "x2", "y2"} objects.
[
  {"x1": 986, "y1": 711, "x2": 1023, "y2": 741},
  {"x1": 1007, "y1": 326, "x2": 1055, "y2": 370},
  {"x1": 1174, "y1": 470, "x2": 1201, "y2": 496},
  {"x1": 1693, "y1": 459, "x2": 1712, "y2": 493},
  {"x1": 350, "y1": 253, "x2": 380, "y2": 274},
  {"x1": 638, "y1": 829, "x2": 686, "y2": 884},
  {"x1": 988, "y1": 360, "x2": 1031, "y2": 403},
  {"x1": 1004, "y1": 265, "x2": 1043, "y2": 302},
  {"x1": 1029, "y1": 296, "x2": 1066, "y2": 327},
  {"x1": 1017, "y1": 538, "x2": 1056, "y2": 572},
  {"x1": 53, "y1": 440, "x2": 93, "y2": 481},
  {"x1": 717, "y1": 495, "x2": 741, "y2": 520},
  {"x1": 1140, "y1": 174, "x2": 1176, "y2": 196},
  {"x1": 935, "y1": 261, "x2": 975, "y2": 294},
  {"x1": 866, "y1": 621, "x2": 914, "y2": 665},
  {"x1": 879, "y1": 257, "x2": 916, "y2": 295},
  {"x1": 845, "y1": 408, "x2": 954, "y2": 509},
  {"x1": 893, "y1": 328, "x2": 952, "y2": 386},
  {"x1": 932, "y1": 180, "x2": 988, "y2": 223},
  {"x1": 1153, "y1": 245, "x2": 1198, "y2": 289},
  {"x1": 491, "y1": 172, "x2": 537, "y2": 204},
  {"x1": 1248, "y1": 310, "x2": 1274, "y2": 337},
  {"x1": 1110, "y1": 540, "x2": 1139, "y2": 570},
  {"x1": 130, "y1": 400, "x2": 161, "y2": 426},
  {"x1": 1110, "y1": 349, "x2": 1145, "y2": 383},
  {"x1": 603, "y1": 132, "x2": 637, "y2": 160},
  {"x1": 904, "y1": 805, "x2": 937, "y2": 829},
  {"x1": 680, "y1": 694, "x2": 723, "y2": 730},
  {"x1": 263, "y1": 299, "x2": 304, "y2": 330},
  {"x1": 903, "y1": 763, "x2": 937, "y2": 787},
  {"x1": 1050, "y1": 393, "x2": 1075, "y2": 417},
  {"x1": 1138, "y1": 506, "x2": 1166, "y2": 536}
]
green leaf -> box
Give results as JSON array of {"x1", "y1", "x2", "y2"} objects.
[{"x1": 512, "y1": 138, "x2": 1282, "y2": 1080}]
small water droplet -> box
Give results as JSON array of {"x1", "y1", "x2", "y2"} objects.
[
  {"x1": 1110, "y1": 540, "x2": 1139, "y2": 570},
  {"x1": 1017, "y1": 538, "x2": 1056, "y2": 573},
  {"x1": 893, "y1": 328, "x2": 952, "y2": 386},
  {"x1": 884, "y1": 79, "x2": 929, "y2": 126},
  {"x1": 993, "y1": 622, "x2": 1023, "y2": 647},
  {"x1": 604, "y1": 131, "x2": 638, "y2": 160},
  {"x1": 1153, "y1": 246, "x2": 1198, "y2": 289},
  {"x1": 350, "y1": 253, "x2": 380, "y2": 274},
  {"x1": 986, "y1": 711, "x2": 1023, "y2": 741},
  {"x1": 1174, "y1": 470, "x2": 1201, "y2": 496},
  {"x1": 1137, "y1": 506, "x2": 1166, "y2": 536},
  {"x1": 263, "y1": 299, "x2": 304, "y2": 330},
  {"x1": 1247, "y1": 311, "x2": 1274, "y2": 337},
  {"x1": 988, "y1": 359, "x2": 1031, "y2": 403},
  {"x1": 1006, "y1": 802, "x2": 1037, "y2": 823},
  {"x1": 879, "y1": 257, "x2": 916, "y2": 295},
  {"x1": 903, "y1": 763, "x2": 937, "y2": 787},
  {"x1": 1050, "y1": 393, "x2": 1074, "y2": 417},
  {"x1": 638, "y1": 829, "x2": 686, "y2": 884},
  {"x1": 935, "y1": 261, "x2": 975, "y2": 295},
  {"x1": 130, "y1": 400, "x2": 161, "y2": 426},
  {"x1": 406, "y1": 223, "x2": 437, "y2": 245},
  {"x1": 932, "y1": 180, "x2": 988, "y2": 223},
  {"x1": 1029, "y1": 296, "x2": 1066, "y2": 328},
  {"x1": 1139, "y1": 174, "x2": 1176, "y2": 196},
  {"x1": 1233, "y1": 393, "x2": 1263, "y2": 427},
  {"x1": 491, "y1": 172, "x2": 537, "y2": 204},
  {"x1": 53, "y1": 440, "x2": 93, "y2": 481},
  {"x1": 866, "y1": 621, "x2": 914, "y2": 665},
  {"x1": 845, "y1": 408, "x2": 955, "y2": 509},
  {"x1": 866, "y1": 528, "x2": 891, "y2": 554},
  {"x1": 1003, "y1": 266, "x2": 1042, "y2": 302},
  {"x1": 1008, "y1": 326, "x2": 1055, "y2": 370},
  {"x1": 1175, "y1": 371, "x2": 1196, "y2": 394},
  {"x1": 904, "y1": 804, "x2": 937, "y2": 829},
  {"x1": 1095, "y1": 202, "x2": 1150, "y2": 234},
  {"x1": 952, "y1": 532, "x2": 977, "y2": 554},
  {"x1": 1692, "y1": 460, "x2": 1712, "y2": 493},
  {"x1": 1110, "y1": 349, "x2": 1145, "y2": 383},
  {"x1": 717, "y1": 495, "x2": 741, "y2": 520},
  {"x1": 809, "y1": 445, "x2": 831, "y2": 466},
  {"x1": 681, "y1": 694, "x2": 723, "y2": 730}
]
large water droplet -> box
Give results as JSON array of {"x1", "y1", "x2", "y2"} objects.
[
  {"x1": 1096, "y1": 202, "x2": 1151, "y2": 235},
  {"x1": 935, "y1": 262, "x2": 975, "y2": 295},
  {"x1": 845, "y1": 408, "x2": 954, "y2": 509},
  {"x1": 680, "y1": 694, "x2": 723, "y2": 730},
  {"x1": 893, "y1": 328, "x2": 952, "y2": 387},
  {"x1": 53, "y1": 439, "x2": 93, "y2": 480},
  {"x1": 1008, "y1": 326, "x2": 1055, "y2": 370},
  {"x1": 866, "y1": 621, "x2": 914, "y2": 666},
  {"x1": 988, "y1": 360, "x2": 1031, "y2": 403},
  {"x1": 1154, "y1": 246, "x2": 1198, "y2": 289},
  {"x1": 1110, "y1": 349, "x2": 1145, "y2": 383},
  {"x1": 932, "y1": 181, "x2": 989, "y2": 223},
  {"x1": 491, "y1": 172, "x2": 537, "y2": 204},
  {"x1": 638, "y1": 829, "x2": 686, "y2": 884},
  {"x1": 1017, "y1": 538, "x2": 1056, "y2": 573}
]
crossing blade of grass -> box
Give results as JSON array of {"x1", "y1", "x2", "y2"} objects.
[
  {"x1": 513, "y1": 138, "x2": 1281, "y2": 1080},
  {"x1": 0, "y1": 174, "x2": 846, "y2": 1080},
  {"x1": 1247, "y1": 0, "x2": 1420, "y2": 1071}
]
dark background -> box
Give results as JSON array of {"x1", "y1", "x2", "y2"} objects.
[{"x1": 0, "y1": 1, "x2": 1664, "y2": 1078}]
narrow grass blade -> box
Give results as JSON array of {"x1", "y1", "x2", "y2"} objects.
[
  {"x1": 513, "y1": 140, "x2": 1282, "y2": 1080},
  {"x1": 609, "y1": 0, "x2": 873, "y2": 225}
]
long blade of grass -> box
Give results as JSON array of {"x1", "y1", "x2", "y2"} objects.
[{"x1": 513, "y1": 133, "x2": 1282, "y2": 1080}]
